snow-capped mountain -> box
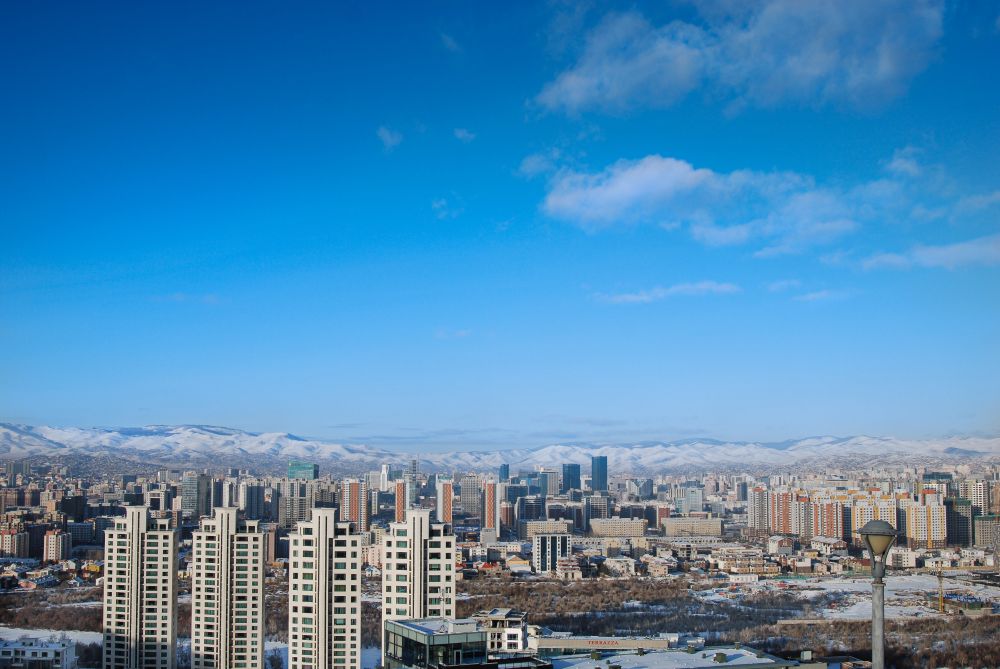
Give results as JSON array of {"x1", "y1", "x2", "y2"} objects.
[{"x1": 1, "y1": 423, "x2": 998, "y2": 474}]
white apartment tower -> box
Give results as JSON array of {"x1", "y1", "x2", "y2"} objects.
[
  {"x1": 382, "y1": 508, "x2": 456, "y2": 621},
  {"x1": 381, "y1": 509, "x2": 456, "y2": 663},
  {"x1": 288, "y1": 508, "x2": 363, "y2": 669},
  {"x1": 191, "y1": 507, "x2": 266, "y2": 669},
  {"x1": 102, "y1": 506, "x2": 178, "y2": 669}
]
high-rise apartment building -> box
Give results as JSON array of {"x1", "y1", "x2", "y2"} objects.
[
  {"x1": 191, "y1": 507, "x2": 266, "y2": 669},
  {"x1": 288, "y1": 509, "x2": 363, "y2": 669},
  {"x1": 532, "y1": 534, "x2": 570, "y2": 573},
  {"x1": 561, "y1": 464, "x2": 581, "y2": 493},
  {"x1": 275, "y1": 479, "x2": 320, "y2": 529},
  {"x1": 238, "y1": 480, "x2": 267, "y2": 521},
  {"x1": 481, "y1": 481, "x2": 499, "y2": 533},
  {"x1": 459, "y1": 474, "x2": 481, "y2": 517},
  {"x1": 102, "y1": 506, "x2": 178, "y2": 669},
  {"x1": 435, "y1": 478, "x2": 453, "y2": 523},
  {"x1": 747, "y1": 487, "x2": 769, "y2": 533},
  {"x1": 590, "y1": 456, "x2": 608, "y2": 492},
  {"x1": 182, "y1": 472, "x2": 212, "y2": 520},
  {"x1": 394, "y1": 480, "x2": 410, "y2": 523},
  {"x1": 42, "y1": 530, "x2": 70, "y2": 562},
  {"x1": 339, "y1": 479, "x2": 369, "y2": 531},
  {"x1": 382, "y1": 509, "x2": 456, "y2": 636}
]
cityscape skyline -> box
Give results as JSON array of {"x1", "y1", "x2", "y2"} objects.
[{"x1": 3, "y1": 2, "x2": 1000, "y2": 447}]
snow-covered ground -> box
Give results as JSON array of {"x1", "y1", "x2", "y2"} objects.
[
  {"x1": 788, "y1": 573, "x2": 1000, "y2": 620},
  {"x1": 0, "y1": 627, "x2": 101, "y2": 644}
]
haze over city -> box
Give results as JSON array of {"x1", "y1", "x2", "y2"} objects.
[{"x1": 3, "y1": 2, "x2": 999, "y2": 451}]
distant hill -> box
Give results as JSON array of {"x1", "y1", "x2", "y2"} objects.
[{"x1": 1, "y1": 423, "x2": 998, "y2": 474}]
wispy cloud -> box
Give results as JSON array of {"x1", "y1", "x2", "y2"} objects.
[
  {"x1": 543, "y1": 154, "x2": 865, "y2": 255},
  {"x1": 453, "y1": 128, "x2": 476, "y2": 143},
  {"x1": 596, "y1": 280, "x2": 741, "y2": 305},
  {"x1": 864, "y1": 233, "x2": 1000, "y2": 270},
  {"x1": 434, "y1": 328, "x2": 473, "y2": 340},
  {"x1": 793, "y1": 289, "x2": 847, "y2": 302},
  {"x1": 440, "y1": 32, "x2": 462, "y2": 53},
  {"x1": 376, "y1": 126, "x2": 403, "y2": 151},
  {"x1": 536, "y1": 1, "x2": 943, "y2": 114},
  {"x1": 431, "y1": 197, "x2": 463, "y2": 220},
  {"x1": 518, "y1": 149, "x2": 562, "y2": 178},
  {"x1": 885, "y1": 146, "x2": 922, "y2": 177},
  {"x1": 768, "y1": 279, "x2": 801, "y2": 293}
]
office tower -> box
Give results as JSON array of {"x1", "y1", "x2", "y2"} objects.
[
  {"x1": 103, "y1": 507, "x2": 178, "y2": 669},
  {"x1": 288, "y1": 461, "x2": 320, "y2": 480},
  {"x1": 459, "y1": 474, "x2": 482, "y2": 517},
  {"x1": 517, "y1": 495, "x2": 546, "y2": 522},
  {"x1": 498, "y1": 464, "x2": 510, "y2": 483},
  {"x1": 532, "y1": 534, "x2": 570, "y2": 573},
  {"x1": 409, "y1": 459, "x2": 419, "y2": 478},
  {"x1": 191, "y1": 507, "x2": 265, "y2": 669},
  {"x1": 536, "y1": 471, "x2": 556, "y2": 497},
  {"x1": 682, "y1": 484, "x2": 704, "y2": 515},
  {"x1": 42, "y1": 530, "x2": 70, "y2": 562},
  {"x1": 590, "y1": 456, "x2": 608, "y2": 492},
  {"x1": 288, "y1": 509, "x2": 363, "y2": 669},
  {"x1": 435, "y1": 478, "x2": 454, "y2": 523},
  {"x1": 561, "y1": 464, "x2": 581, "y2": 493},
  {"x1": 382, "y1": 509, "x2": 456, "y2": 630},
  {"x1": 945, "y1": 498, "x2": 974, "y2": 547},
  {"x1": 238, "y1": 480, "x2": 267, "y2": 520},
  {"x1": 181, "y1": 472, "x2": 212, "y2": 520},
  {"x1": 736, "y1": 481, "x2": 749, "y2": 502},
  {"x1": 340, "y1": 479, "x2": 369, "y2": 531}
]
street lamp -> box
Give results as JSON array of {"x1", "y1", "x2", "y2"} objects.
[{"x1": 860, "y1": 520, "x2": 897, "y2": 669}]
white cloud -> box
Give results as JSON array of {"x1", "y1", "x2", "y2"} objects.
[
  {"x1": 886, "y1": 146, "x2": 922, "y2": 177},
  {"x1": 864, "y1": 233, "x2": 1000, "y2": 270},
  {"x1": 956, "y1": 190, "x2": 1000, "y2": 213},
  {"x1": 543, "y1": 154, "x2": 863, "y2": 254},
  {"x1": 597, "y1": 280, "x2": 741, "y2": 304},
  {"x1": 376, "y1": 126, "x2": 403, "y2": 150},
  {"x1": 453, "y1": 128, "x2": 476, "y2": 143},
  {"x1": 440, "y1": 32, "x2": 462, "y2": 53},
  {"x1": 518, "y1": 149, "x2": 563, "y2": 178},
  {"x1": 537, "y1": 1, "x2": 944, "y2": 113}
]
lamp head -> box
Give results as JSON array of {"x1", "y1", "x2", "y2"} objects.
[{"x1": 860, "y1": 519, "x2": 897, "y2": 560}]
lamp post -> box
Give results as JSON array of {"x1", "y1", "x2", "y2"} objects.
[{"x1": 860, "y1": 520, "x2": 897, "y2": 669}]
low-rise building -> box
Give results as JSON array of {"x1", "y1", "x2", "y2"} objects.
[{"x1": 0, "y1": 636, "x2": 77, "y2": 668}]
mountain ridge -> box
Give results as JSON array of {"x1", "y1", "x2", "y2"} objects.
[{"x1": 2, "y1": 423, "x2": 999, "y2": 474}]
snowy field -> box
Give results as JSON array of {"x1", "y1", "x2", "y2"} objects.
[{"x1": 787, "y1": 573, "x2": 1000, "y2": 620}]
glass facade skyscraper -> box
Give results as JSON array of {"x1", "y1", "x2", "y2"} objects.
[
  {"x1": 561, "y1": 463, "x2": 581, "y2": 493},
  {"x1": 287, "y1": 460, "x2": 319, "y2": 480},
  {"x1": 591, "y1": 455, "x2": 608, "y2": 492}
]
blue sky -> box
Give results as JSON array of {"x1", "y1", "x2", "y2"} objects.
[{"x1": 2, "y1": 1, "x2": 999, "y2": 451}]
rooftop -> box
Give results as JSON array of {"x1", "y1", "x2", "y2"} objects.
[{"x1": 549, "y1": 648, "x2": 794, "y2": 669}]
